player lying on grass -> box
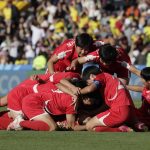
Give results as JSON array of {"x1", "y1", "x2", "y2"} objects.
[
  {"x1": 6, "y1": 80, "x2": 104, "y2": 131},
  {"x1": 76, "y1": 44, "x2": 131, "y2": 85},
  {"x1": 124, "y1": 67, "x2": 150, "y2": 130},
  {"x1": 79, "y1": 66, "x2": 148, "y2": 132}
]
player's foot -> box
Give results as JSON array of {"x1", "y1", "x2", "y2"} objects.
[
  {"x1": 7, "y1": 115, "x2": 24, "y2": 131},
  {"x1": 134, "y1": 122, "x2": 148, "y2": 132},
  {"x1": 118, "y1": 125, "x2": 134, "y2": 132}
]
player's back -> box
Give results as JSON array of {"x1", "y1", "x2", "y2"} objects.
[{"x1": 44, "y1": 92, "x2": 75, "y2": 115}]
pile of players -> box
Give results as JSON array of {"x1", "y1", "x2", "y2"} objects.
[{"x1": 0, "y1": 33, "x2": 150, "y2": 132}]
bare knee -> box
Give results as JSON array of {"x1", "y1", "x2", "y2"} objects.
[{"x1": 49, "y1": 124, "x2": 57, "y2": 131}]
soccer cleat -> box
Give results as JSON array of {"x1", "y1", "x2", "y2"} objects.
[
  {"x1": 7, "y1": 115, "x2": 24, "y2": 131},
  {"x1": 118, "y1": 125, "x2": 134, "y2": 132},
  {"x1": 134, "y1": 122, "x2": 148, "y2": 132}
]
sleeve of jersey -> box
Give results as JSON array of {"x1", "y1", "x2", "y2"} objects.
[
  {"x1": 84, "y1": 51, "x2": 99, "y2": 62},
  {"x1": 53, "y1": 40, "x2": 74, "y2": 60}
]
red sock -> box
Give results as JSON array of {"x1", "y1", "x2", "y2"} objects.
[
  {"x1": 20, "y1": 120, "x2": 50, "y2": 131},
  {"x1": 95, "y1": 126, "x2": 121, "y2": 132},
  {"x1": 0, "y1": 117, "x2": 13, "y2": 130}
]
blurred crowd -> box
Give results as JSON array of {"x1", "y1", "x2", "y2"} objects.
[{"x1": 0, "y1": 0, "x2": 150, "y2": 70}]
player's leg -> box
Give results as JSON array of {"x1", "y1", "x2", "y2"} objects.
[
  {"x1": 22, "y1": 93, "x2": 57, "y2": 131},
  {"x1": 7, "y1": 86, "x2": 31, "y2": 119},
  {"x1": 86, "y1": 107, "x2": 133, "y2": 131}
]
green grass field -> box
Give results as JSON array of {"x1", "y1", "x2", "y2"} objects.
[
  {"x1": 0, "y1": 131, "x2": 150, "y2": 150},
  {"x1": 0, "y1": 100, "x2": 150, "y2": 150}
]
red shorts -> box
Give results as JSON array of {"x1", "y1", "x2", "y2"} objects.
[
  {"x1": 96, "y1": 105, "x2": 135, "y2": 127},
  {"x1": 7, "y1": 86, "x2": 33, "y2": 112},
  {"x1": 22, "y1": 94, "x2": 48, "y2": 120}
]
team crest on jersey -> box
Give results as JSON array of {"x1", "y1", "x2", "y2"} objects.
[{"x1": 57, "y1": 50, "x2": 72, "y2": 59}]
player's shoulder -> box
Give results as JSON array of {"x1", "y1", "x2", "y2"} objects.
[
  {"x1": 116, "y1": 45, "x2": 127, "y2": 55},
  {"x1": 63, "y1": 39, "x2": 75, "y2": 47}
]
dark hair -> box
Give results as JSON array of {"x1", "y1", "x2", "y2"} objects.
[
  {"x1": 99, "y1": 44, "x2": 118, "y2": 63},
  {"x1": 71, "y1": 79, "x2": 87, "y2": 88},
  {"x1": 82, "y1": 66, "x2": 101, "y2": 81},
  {"x1": 140, "y1": 67, "x2": 150, "y2": 81},
  {"x1": 75, "y1": 33, "x2": 93, "y2": 50}
]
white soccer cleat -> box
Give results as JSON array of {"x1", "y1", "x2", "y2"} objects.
[{"x1": 7, "y1": 115, "x2": 24, "y2": 131}]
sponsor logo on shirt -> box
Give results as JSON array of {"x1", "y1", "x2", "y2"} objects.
[{"x1": 57, "y1": 50, "x2": 72, "y2": 59}]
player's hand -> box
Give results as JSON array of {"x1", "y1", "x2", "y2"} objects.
[
  {"x1": 72, "y1": 87, "x2": 81, "y2": 96},
  {"x1": 66, "y1": 66, "x2": 76, "y2": 71}
]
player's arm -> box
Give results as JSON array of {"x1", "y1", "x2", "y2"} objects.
[
  {"x1": 126, "y1": 85, "x2": 144, "y2": 92},
  {"x1": 66, "y1": 58, "x2": 79, "y2": 71},
  {"x1": 66, "y1": 114, "x2": 76, "y2": 129},
  {"x1": 80, "y1": 83, "x2": 97, "y2": 94},
  {"x1": 60, "y1": 79, "x2": 81, "y2": 95},
  {"x1": 73, "y1": 124, "x2": 86, "y2": 131},
  {"x1": 118, "y1": 77, "x2": 129, "y2": 85},
  {"x1": 121, "y1": 61, "x2": 141, "y2": 77},
  {"x1": 129, "y1": 65, "x2": 141, "y2": 77},
  {"x1": 78, "y1": 56, "x2": 88, "y2": 64},
  {"x1": 56, "y1": 83, "x2": 75, "y2": 96},
  {"x1": 47, "y1": 54, "x2": 58, "y2": 74}
]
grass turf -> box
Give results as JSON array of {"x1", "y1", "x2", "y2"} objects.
[
  {"x1": 0, "y1": 131, "x2": 150, "y2": 150},
  {"x1": 0, "y1": 100, "x2": 149, "y2": 150}
]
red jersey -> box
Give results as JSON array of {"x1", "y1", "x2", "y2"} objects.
[
  {"x1": 44, "y1": 92, "x2": 76, "y2": 115},
  {"x1": 142, "y1": 87, "x2": 150, "y2": 104},
  {"x1": 84, "y1": 46, "x2": 131, "y2": 79},
  {"x1": 137, "y1": 87, "x2": 150, "y2": 116},
  {"x1": 95, "y1": 73, "x2": 133, "y2": 108},
  {"x1": 34, "y1": 72, "x2": 80, "y2": 92},
  {"x1": 49, "y1": 72, "x2": 80, "y2": 84},
  {"x1": 51, "y1": 39, "x2": 104, "y2": 72}
]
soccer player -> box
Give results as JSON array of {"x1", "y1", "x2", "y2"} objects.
[
  {"x1": 47, "y1": 33, "x2": 104, "y2": 74},
  {"x1": 7, "y1": 72, "x2": 80, "y2": 120},
  {"x1": 125, "y1": 67, "x2": 150, "y2": 129},
  {"x1": 7, "y1": 86, "x2": 102, "y2": 131},
  {"x1": 77, "y1": 44, "x2": 131, "y2": 85},
  {"x1": 80, "y1": 66, "x2": 147, "y2": 132}
]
